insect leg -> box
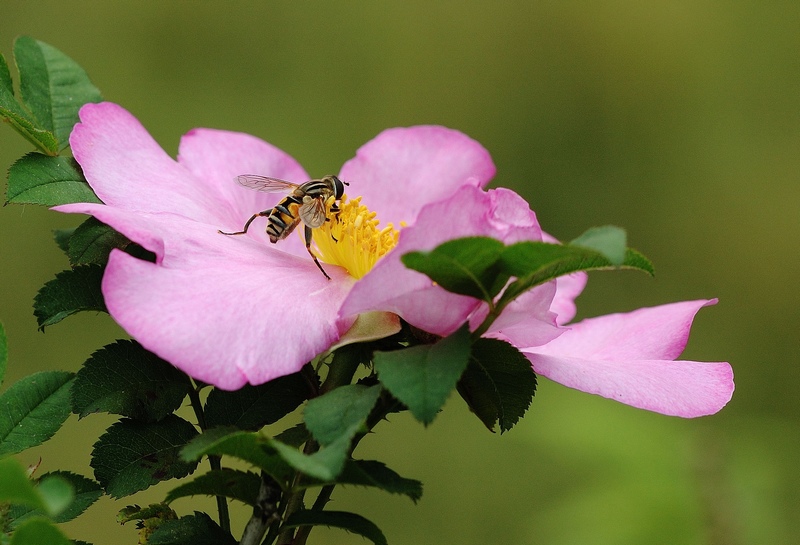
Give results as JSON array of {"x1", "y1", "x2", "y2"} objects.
[
  {"x1": 218, "y1": 210, "x2": 272, "y2": 236},
  {"x1": 304, "y1": 225, "x2": 331, "y2": 280}
]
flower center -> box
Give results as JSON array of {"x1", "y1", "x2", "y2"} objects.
[{"x1": 311, "y1": 195, "x2": 400, "y2": 279}]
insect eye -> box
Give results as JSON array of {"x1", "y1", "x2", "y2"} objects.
[{"x1": 333, "y1": 176, "x2": 348, "y2": 198}]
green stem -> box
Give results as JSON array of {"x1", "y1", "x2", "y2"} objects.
[
  {"x1": 188, "y1": 381, "x2": 231, "y2": 533},
  {"x1": 276, "y1": 348, "x2": 363, "y2": 544}
]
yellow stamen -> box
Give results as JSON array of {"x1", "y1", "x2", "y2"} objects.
[{"x1": 312, "y1": 195, "x2": 399, "y2": 279}]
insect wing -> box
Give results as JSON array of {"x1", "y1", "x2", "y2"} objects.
[
  {"x1": 299, "y1": 197, "x2": 328, "y2": 228},
  {"x1": 236, "y1": 175, "x2": 301, "y2": 193}
]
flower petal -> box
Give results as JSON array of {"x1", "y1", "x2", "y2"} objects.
[
  {"x1": 70, "y1": 102, "x2": 222, "y2": 224},
  {"x1": 177, "y1": 127, "x2": 311, "y2": 247},
  {"x1": 54, "y1": 203, "x2": 354, "y2": 389},
  {"x1": 478, "y1": 283, "x2": 563, "y2": 348},
  {"x1": 536, "y1": 299, "x2": 721, "y2": 361},
  {"x1": 341, "y1": 186, "x2": 541, "y2": 335},
  {"x1": 523, "y1": 299, "x2": 734, "y2": 417},
  {"x1": 526, "y1": 354, "x2": 734, "y2": 417},
  {"x1": 339, "y1": 125, "x2": 496, "y2": 228}
]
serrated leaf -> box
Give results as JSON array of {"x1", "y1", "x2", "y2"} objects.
[
  {"x1": 0, "y1": 370, "x2": 74, "y2": 455},
  {"x1": 67, "y1": 217, "x2": 130, "y2": 266},
  {"x1": 333, "y1": 460, "x2": 423, "y2": 503},
  {"x1": 147, "y1": 512, "x2": 237, "y2": 545},
  {"x1": 14, "y1": 36, "x2": 102, "y2": 149},
  {"x1": 180, "y1": 428, "x2": 293, "y2": 485},
  {"x1": 0, "y1": 321, "x2": 7, "y2": 386},
  {"x1": 284, "y1": 510, "x2": 387, "y2": 545},
  {"x1": 164, "y1": 469, "x2": 260, "y2": 506},
  {"x1": 401, "y1": 236, "x2": 507, "y2": 302},
  {"x1": 374, "y1": 325, "x2": 471, "y2": 425},
  {"x1": 204, "y1": 370, "x2": 315, "y2": 431},
  {"x1": 304, "y1": 384, "x2": 381, "y2": 446},
  {"x1": 6, "y1": 471, "x2": 102, "y2": 527},
  {"x1": 458, "y1": 338, "x2": 537, "y2": 433},
  {"x1": 33, "y1": 265, "x2": 107, "y2": 330},
  {"x1": 52, "y1": 228, "x2": 75, "y2": 255},
  {"x1": 71, "y1": 340, "x2": 190, "y2": 422},
  {"x1": 91, "y1": 415, "x2": 199, "y2": 498},
  {"x1": 9, "y1": 518, "x2": 72, "y2": 545},
  {"x1": 6, "y1": 153, "x2": 100, "y2": 206}
]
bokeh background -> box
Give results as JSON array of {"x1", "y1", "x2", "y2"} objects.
[{"x1": 2, "y1": 2, "x2": 798, "y2": 544}]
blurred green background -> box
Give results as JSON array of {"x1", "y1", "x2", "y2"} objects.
[{"x1": 2, "y1": 2, "x2": 798, "y2": 544}]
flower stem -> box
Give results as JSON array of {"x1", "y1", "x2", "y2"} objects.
[{"x1": 188, "y1": 380, "x2": 231, "y2": 533}]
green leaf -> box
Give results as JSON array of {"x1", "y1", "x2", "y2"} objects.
[
  {"x1": 569, "y1": 225, "x2": 627, "y2": 265},
  {"x1": 0, "y1": 370, "x2": 74, "y2": 456},
  {"x1": 71, "y1": 340, "x2": 190, "y2": 422},
  {"x1": 458, "y1": 338, "x2": 537, "y2": 433},
  {"x1": 0, "y1": 52, "x2": 59, "y2": 155},
  {"x1": 91, "y1": 415, "x2": 199, "y2": 498},
  {"x1": 334, "y1": 460, "x2": 423, "y2": 503},
  {"x1": 6, "y1": 153, "x2": 100, "y2": 206},
  {"x1": 33, "y1": 265, "x2": 107, "y2": 330},
  {"x1": 67, "y1": 217, "x2": 129, "y2": 266},
  {"x1": 498, "y1": 239, "x2": 655, "y2": 306},
  {"x1": 9, "y1": 518, "x2": 72, "y2": 545},
  {"x1": 164, "y1": 469, "x2": 260, "y2": 506},
  {"x1": 0, "y1": 457, "x2": 46, "y2": 511},
  {"x1": 284, "y1": 510, "x2": 387, "y2": 545},
  {"x1": 0, "y1": 321, "x2": 7, "y2": 386},
  {"x1": 6, "y1": 471, "x2": 102, "y2": 527},
  {"x1": 401, "y1": 236, "x2": 507, "y2": 302},
  {"x1": 14, "y1": 36, "x2": 102, "y2": 149},
  {"x1": 147, "y1": 512, "x2": 236, "y2": 545},
  {"x1": 204, "y1": 370, "x2": 315, "y2": 430},
  {"x1": 180, "y1": 428, "x2": 293, "y2": 484},
  {"x1": 52, "y1": 228, "x2": 75, "y2": 255},
  {"x1": 374, "y1": 325, "x2": 472, "y2": 425},
  {"x1": 269, "y1": 426, "x2": 356, "y2": 482},
  {"x1": 303, "y1": 384, "x2": 381, "y2": 446}
]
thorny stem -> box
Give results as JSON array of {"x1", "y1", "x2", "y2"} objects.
[{"x1": 188, "y1": 380, "x2": 231, "y2": 533}]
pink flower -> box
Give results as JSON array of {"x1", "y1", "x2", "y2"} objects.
[{"x1": 54, "y1": 102, "x2": 732, "y2": 417}]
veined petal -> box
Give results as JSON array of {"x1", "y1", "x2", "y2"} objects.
[
  {"x1": 53, "y1": 203, "x2": 354, "y2": 389},
  {"x1": 524, "y1": 299, "x2": 734, "y2": 417},
  {"x1": 177, "y1": 127, "x2": 311, "y2": 252},
  {"x1": 339, "y1": 125, "x2": 496, "y2": 228},
  {"x1": 70, "y1": 102, "x2": 222, "y2": 223},
  {"x1": 526, "y1": 353, "x2": 734, "y2": 417},
  {"x1": 536, "y1": 299, "x2": 721, "y2": 361},
  {"x1": 341, "y1": 186, "x2": 542, "y2": 336}
]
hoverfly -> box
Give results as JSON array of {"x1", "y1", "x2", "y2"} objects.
[{"x1": 219, "y1": 174, "x2": 348, "y2": 280}]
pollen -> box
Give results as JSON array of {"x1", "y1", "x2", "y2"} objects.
[{"x1": 311, "y1": 195, "x2": 400, "y2": 279}]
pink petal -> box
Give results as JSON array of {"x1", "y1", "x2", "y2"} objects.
[
  {"x1": 339, "y1": 125, "x2": 496, "y2": 229},
  {"x1": 526, "y1": 354, "x2": 733, "y2": 417},
  {"x1": 54, "y1": 203, "x2": 354, "y2": 389},
  {"x1": 523, "y1": 300, "x2": 734, "y2": 416},
  {"x1": 551, "y1": 272, "x2": 588, "y2": 325},
  {"x1": 70, "y1": 103, "x2": 222, "y2": 224},
  {"x1": 478, "y1": 283, "x2": 563, "y2": 348},
  {"x1": 537, "y1": 300, "x2": 720, "y2": 361},
  {"x1": 177, "y1": 127, "x2": 311, "y2": 252},
  {"x1": 341, "y1": 186, "x2": 542, "y2": 336}
]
